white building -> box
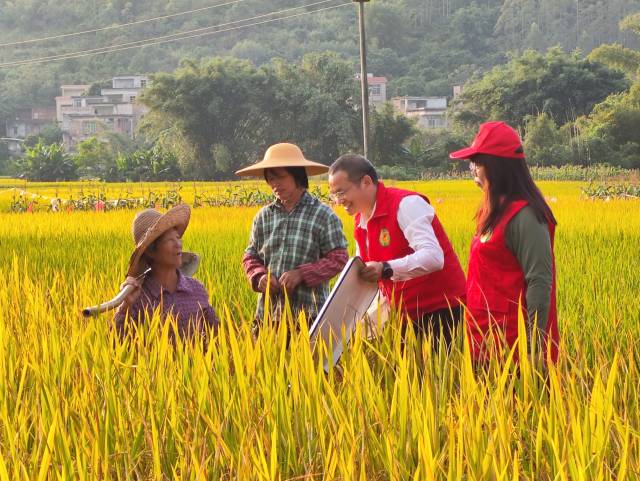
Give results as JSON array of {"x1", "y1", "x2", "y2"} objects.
[
  {"x1": 367, "y1": 75, "x2": 388, "y2": 106},
  {"x1": 4, "y1": 107, "x2": 57, "y2": 153},
  {"x1": 56, "y1": 85, "x2": 90, "y2": 122},
  {"x1": 392, "y1": 96, "x2": 448, "y2": 129},
  {"x1": 55, "y1": 76, "x2": 150, "y2": 148},
  {"x1": 356, "y1": 73, "x2": 388, "y2": 106}
]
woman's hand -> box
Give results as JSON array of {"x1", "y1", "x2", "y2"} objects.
[
  {"x1": 258, "y1": 273, "x2": 281, "y2": 294},
  {"x1": 279, "y1": 269, "x2": 304, "y2": 292},
  {"x1": 119, "y1": 276, "x2": 142, "y2": 308}
]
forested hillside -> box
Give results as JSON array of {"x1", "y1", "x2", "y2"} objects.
[
  {"x1": 2, "y1": 0, "x2": 640, "y2": 179},
  {"x1": 1, "y1": 0, "x2": 639, "y2": 114}
]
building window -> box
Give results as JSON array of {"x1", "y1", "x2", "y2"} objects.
[
  {"x1": 370, "y1": 85, "x2": 381, "y2": 96},
  {"x1": 114, "y1": 79, "x2": 135, "y2": 88},
  {"x1": 13, "y1": 126, "x2": 18, "y2": 136},
  {"x1": 140, "y1": 80, "x2": 147, "y2": 88},
  {"x1": 83, "y1": 121, "x2": 97, "y2": 134},
  {"x1": 117, "y1": 118, "x2": 131, "y2": 133},
  {"x1": 129, "y1": 96, "x2": 136, "y2": 102},
  {"x1": 74, "y1": 99, "x2": 82, "y2": 108},
  {"x1": 427, "y1": 117, "x2": 446, "y2": 128}
]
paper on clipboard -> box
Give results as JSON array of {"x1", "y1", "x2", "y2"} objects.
[{"x1": 309, "y1": 256, "x2": 379, "y2": 371}]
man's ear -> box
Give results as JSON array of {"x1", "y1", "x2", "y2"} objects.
[{"x1": 361, "y1": 175, "x2": 374, "y2": 187}]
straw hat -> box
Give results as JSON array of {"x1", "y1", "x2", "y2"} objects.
[
  {"x1": 235, "y1": 142, "x2": 329, "y2": 177},
  {"x1": 127, "y1": 204, "x2": 191, "y2": 277}
]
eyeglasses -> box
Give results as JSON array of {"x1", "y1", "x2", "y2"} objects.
[
  {"x1": 329, "y1": 176, "x2": 364, "y2": 201},
  {"x1": 329, "y1": 185, "x2": 353, "y2": 201}
]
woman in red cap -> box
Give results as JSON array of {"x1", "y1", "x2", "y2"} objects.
[{"x1": 450, "y1": 121, "x2": 559, "y2": 363}]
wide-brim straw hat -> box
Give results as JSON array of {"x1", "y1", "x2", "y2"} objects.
[
  {"x1": 235, "y1": 142, "x2": 329, "y2": 177},
  {"x1": 127, "y1": 204, "x2": 191, "y2": 277}
]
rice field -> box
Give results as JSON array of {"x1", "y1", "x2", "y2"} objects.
[{"x1": 0, "y1": 180, "x2": 639, "y2": 480}]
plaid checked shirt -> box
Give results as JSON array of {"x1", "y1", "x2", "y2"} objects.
[{"x1": 244, "y1": 191, "x2": 348, "y2": 321}]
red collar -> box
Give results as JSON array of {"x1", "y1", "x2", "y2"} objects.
[{"x1": 356, "y1": 182, "x2": 391, "y2": 226}]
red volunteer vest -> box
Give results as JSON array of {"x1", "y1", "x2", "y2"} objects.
[
  {"x1": 466, "y1": 200, "x2": 559, "y2": 362},
  {"x1": 354, "y1": 183, "x2": 466, "y2": 322}
]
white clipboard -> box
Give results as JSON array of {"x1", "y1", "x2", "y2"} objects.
[{"x1": 309, "y1": 256, "x2": 379, "y2": 371}]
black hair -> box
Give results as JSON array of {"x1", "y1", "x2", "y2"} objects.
[
  {"x1": 263, "y1": 166, "x2": 309, "y2": 189},
  {"x1": 472, "y1": 154, "x2": 557, "y2": 235},
  {"x1": 142, "y1": 238, "x2": 158, "y2": 267},
  {"x1": 329, "y1": 154, "x2": 378, "y2": 184}
]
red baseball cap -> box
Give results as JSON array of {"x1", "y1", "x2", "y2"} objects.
[{"x1": 449, "y1": 121, "x2": 525, "y2": 160}]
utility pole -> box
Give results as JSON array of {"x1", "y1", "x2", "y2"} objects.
[{"x1": 354, "y1": 0, "x2": 370, "y2": 159}]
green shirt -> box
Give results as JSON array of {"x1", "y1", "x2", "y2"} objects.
[
  {"x1": 505, "y1": 206, "x2": 554, "y2": 333},
  {"x1": 246, "y1": 191, "x2": 348, "y2": 321}
]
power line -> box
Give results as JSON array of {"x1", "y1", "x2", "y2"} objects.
[
  {"x1": 0, "y1": 0, "x2": 249, "y2": 48},
  {"x1": 0, "y1": 3, "x2": 351, "y2": 69},
  {"x1": 0, "y1": 0, "x2": 348, "y2": 68}
]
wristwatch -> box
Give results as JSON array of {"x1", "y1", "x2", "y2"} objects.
[{"x1": 381, "y1": 261, "x2": 393, "y2": 280}]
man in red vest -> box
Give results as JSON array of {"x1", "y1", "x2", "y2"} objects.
[{"x1": 328, "y1": 154, "x2": 466, "y2": 348}]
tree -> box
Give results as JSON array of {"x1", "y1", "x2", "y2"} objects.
[
  {"x1": 367, "y1": 103, "x2": 417, "y2": 166},
  {"x1": 270, "y1": 52, "x2": 360, "y2": 165},
  {"x1": 74, "y1": 137, "x2": 119, "y2": 180},
  {"x1": 454, "y1": 47, "x2": 629, "y2": 129},
  {"x1": 24, "y1": 123, "x2": 63, "y2": 148},
  {"x1": 0, "y1": 142, "x2": 12, "y2": 175},
  {"x1": 523, "y1": 113, "x2": 571, "y2": 166},
  {"x1": 20, "y1": 142, "x2": 78, "y2": 181},
  {"x1": 141, "y1": 57, "x2": 281, "y2": 179},
  {"x1": 116, "y1": 145, "x2": 182, "y2": 181},
  {"x1": 589, "y1": 13, "x2": 640, "y2": 78},
  {"x1": 574, "y1": 11, "x2": 640, "y2": 168},
  {"x1": 407, "y1": 128, "x2": 468, "y2": 172},
  {"x1": 141, "y1": 54, "x2": 362, "y2": 178},
  {"x1": 574, "y1": 82, "x2": 640, "y2": 168}
]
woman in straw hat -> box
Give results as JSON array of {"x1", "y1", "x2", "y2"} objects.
[
  {"x1": 237, "y1": 142, "x2": 348, "y2": 327},
  {"x1": 449, "y1": 121, "x2": 559, "y2": 363},
  {"x1": 115, "y1": 204, "x2": 219, "y2": 342}
]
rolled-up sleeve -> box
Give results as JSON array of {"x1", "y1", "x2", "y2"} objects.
[
  {"x1": 297, "y1": 207, "x2": 348, "y2": 287},
  {"x1": 243, "y1": 210, "x2": 268, "y2": 290},
  {"x1": 242, "y1": 252, "x2": 268, "y2": 292},
  {"x1": 298, "y1": 248, "x2": 349, "y2": 287},
  {"x1": 387, "y1": 195, "x2": 444, "y2": 281}
]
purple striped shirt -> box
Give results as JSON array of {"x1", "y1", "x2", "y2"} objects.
[{"x1": 114, "y1": 270, "x2": 218, "y2": 340}]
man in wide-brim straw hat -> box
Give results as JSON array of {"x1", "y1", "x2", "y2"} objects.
[
  {"x1": 237, "y1": 142, "x2": 348, "y2": 327},
  {"x1": 115, "y1": 204, "x2": 218, "y2": 341}
]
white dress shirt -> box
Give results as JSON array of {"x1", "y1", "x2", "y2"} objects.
[{"x1": 357, "y1": 195, "x2": 444, "y2": 281}]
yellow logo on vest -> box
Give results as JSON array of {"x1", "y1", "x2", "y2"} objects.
[{"x1": 379, "y1": 228, "x2": 391, "y2": 247}]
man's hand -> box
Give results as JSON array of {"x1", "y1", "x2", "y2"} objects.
[
  {"x1": 258, "y1": 273, "x2": 280, "y2": 294},
  {"x1": 279, "y1": 269, "x2": 304, "y2": 292},
  {"x1": 360, "y1": 261, "x2": 384, "y2": 283}
]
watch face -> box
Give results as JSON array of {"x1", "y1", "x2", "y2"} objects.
[{"x1": 382, "y1": 264, "x2": 393, "y2": 279}]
